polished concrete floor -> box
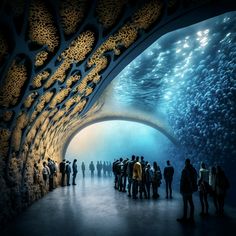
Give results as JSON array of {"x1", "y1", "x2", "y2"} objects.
[{"x1": 2, "y1": 175, "x2": 236, "y2": 236}]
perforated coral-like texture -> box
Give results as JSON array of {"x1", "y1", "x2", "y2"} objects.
[
  {"x1": 29, "y1": 0, "x2": 59, "y2": 52},
  {"x1": 35, "y1": 51, "x2": 49, "y2": 67},
  {"x1": 96, "y1": 0, "x2": 126, "y2": 28},
  {"x1": 60, "y1": 0, "x2": 87, "y2": 35},
  {"x1": 0, "y1": 60, "x2": 27, "y2": 107},
  {"x1": 1, "y1": 1, "x2": 219, "y2": 221}
]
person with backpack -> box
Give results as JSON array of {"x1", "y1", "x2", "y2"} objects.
[
  {"x1": 164, "y1": 160, "x2": 174, "y2": 199},
  {"x1": 177, "y1": 158, "x2": 197, "y2": 224}
]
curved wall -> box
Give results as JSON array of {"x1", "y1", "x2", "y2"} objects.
[{"x1": 0, "y1": 0, "x2": 235, "y2": 227}]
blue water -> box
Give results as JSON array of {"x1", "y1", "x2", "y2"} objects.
[{"x1": 66, "y1": 12, "x2": 236, "y2": 205}]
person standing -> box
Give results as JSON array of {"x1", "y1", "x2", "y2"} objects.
[
  {"x1": 127, "y1": 155, "x2": 135, "y2": 197},
  {"x1": 81, "y1": 161, "x2": 85, "y2": 178},
  {"x1": 89, "y1": 161, "x2": 95, "y2": 177},
  {"x1": 198, "y1": 162, "x2": 210, "y2": 216},
  {"x1": 215, "y1": 166, "x2": 230, "y2": 216},
  {"x1": 177, "y1": 158, "x2": 197, "y2": 224},
  {"x1": 42, "y1": 161, "x2": 50, "y2": 188},
  {"x1": 164, "y1": 160, "x2": 174, "y2": 199},
  {"x1": 145, "y1": 163, "x2": 152, "y2": 199},
  {"x1": 65, "y1": 161, "x2": 72, "y2": 186},
  {"x1": 47, "y1": 158, "x2": 56, "y2": 191},
  {"x1": 152, "y1": 162, "x2": 162, "y2": 199},
  {"x1": 72, "y1": 159, "x2": 78, "y2": 185},
  {"x1": 59, "y1": 159, "x2": 66, "y2": 186},
  {"x1": 132, "y1": 156, "x2": 142, "y2": 199},
  {"x1": 209, "y1": 166, "x2": 218, "y2": 214}
]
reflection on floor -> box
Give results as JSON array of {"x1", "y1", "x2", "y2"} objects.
[{"x1": 2, "y1": 175, "x2": 236, "y2": 236}]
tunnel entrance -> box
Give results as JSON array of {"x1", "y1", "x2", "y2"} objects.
[{"x1": 65, "y1": 120, "x2": 175, "y2": 175}]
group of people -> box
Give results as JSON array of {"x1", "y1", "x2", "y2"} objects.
[
  {"x1": 112, "y1": 156, "x2": 174, "y2": 200},
  {"x1": 59, "y1": 159, "x2": 79, "y2": 186},
  {"x1": 40, "y1": 158, "x2": 58, "y2": 191},
  {"x1": 112, "y1": 156, "x2": 230, "y2": 223},
  {"x1": 39, "y1": 155, "x2": 230, "y2": 224},
  {"x1": 177, "y1": 159, "x2": 230, "y2": 224},
  {"x1": 88, "y1": 161, "x2": 113, "y2": 177}
]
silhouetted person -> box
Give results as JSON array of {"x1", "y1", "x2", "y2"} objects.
[
  {"x1": 108, "y1": 162, "x2": 112, "y2": 177},
  {"x1": 177, "y1": 158, "x2": 197, "y2": 224},
  {"x1": 164, "y1": 160, "x2": 174, "y2": 199},
  {"x1": 89, "y1": 161, "x2": 95, "y2": 177},
  {"x1": 103, "y1": 161, "x2": 107, "y2": 176},
  {"x1": 65, "y1": 161, "x2": 71, "y2": 186},
  {"x1": 81, "y1": 162, "x2": 85, "y2": 178},
  {"x1": 209, "y1": 166, "x2": 218, "y2": 213},
  {"x1": 117, "y1": 158, "x2": 124, "y2": 191},
  {"x1": 97, "y1": 161, "x2": 102, "y2": 177},
  {"x1": 215, "y1": 166, "x2": 230, "y2": 216},
  {"x1": 59, "y1": 159, "x2": 66, "y2": 186},
  {"x1": 198, "y1": 162, "x2": 209, "y2": 216},
  {"x1": 72, "y1": 159, "x2": 78, "y2": 185},
  {"x1": 132, "y1": 156, "x2": 142, "y2": 199},
  {"x1": 113, "y1": 159, "x2": 120, "y2": 189},
  {"x1": 152, "y1": 162, "x2": 162, "y2": 199},
  {"x1": 127, "y1": 155, "x2": 135, "y2": 197}
]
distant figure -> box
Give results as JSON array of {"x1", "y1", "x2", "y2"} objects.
[
  {"x1": 177, "y1": 158, "x2": 197, "y2": 224},
  {"x1": 164, "y1": 160, "x2": 174, "y2": 199},
  {"x1": 103, "y1": 161, "x2": 107, "y2": 176},
  {"x1": 97, "y1": 161, "x2": 102, "y2": 177},
  {"x1": 42, "y1": 161, "x2": 50, "y2": 187},
  {"x1": 198, "y1": 162, "x2": 210, "y2": 216},
  {"x1": 72, "y1": 159, "x2": 78, "y2": 185},
  {"x1": 81, "y1": 162, "x2": 85, "y2": 178},
  {"x1": 152, "y1": 162, "x2": 162, "y2": 199},
  {"x1": 65, "y1": 161, "x2": 72, "y2": 186},
  {"x1": 108, "y1": 162, "x2": 112, "y2": 177},
  {"x1": 127, "y1": 155, "x2": 135, "y2": 197},
  {"x1": 215, "y1": 166, "x2": 230, "y2": 216},
  {"x1": 59, "y1": 159, "x2": 66, "y2": 186},
  {"x1": 89, "y1": 161, "x2": 95, "y2": 177},
  {"x1": 132, "y1": 156, "x2": 142, "y2": 199}
]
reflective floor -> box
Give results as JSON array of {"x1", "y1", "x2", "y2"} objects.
[{"x1": 2, "y1": 175, "x2": 236, "y2": 236}]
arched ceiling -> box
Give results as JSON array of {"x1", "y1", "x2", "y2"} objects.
[{"x1": 0, "y1": 0, "x2": 235, "y2": 191}]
